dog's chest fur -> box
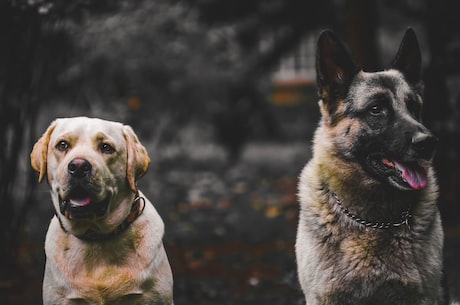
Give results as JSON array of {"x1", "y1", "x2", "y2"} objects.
[
  {"x1": 296, "y1": 147, "x2": 443, "y2": 305},
  {"x1": 45, "y1": 219, "x2": 152, "y2": 301}
]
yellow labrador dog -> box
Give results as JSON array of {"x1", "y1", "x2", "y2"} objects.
[{"x1": 31, "y1": 117, "x2": 173, "y2": 305}]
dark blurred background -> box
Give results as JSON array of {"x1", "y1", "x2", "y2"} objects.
[{"x1": 1, "y1": 0, "x2": 459, "y2": 304}]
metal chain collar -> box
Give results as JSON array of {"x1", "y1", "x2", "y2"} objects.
[{"x1": 331, "y1": 192, "x2": 412, "y2": 230}]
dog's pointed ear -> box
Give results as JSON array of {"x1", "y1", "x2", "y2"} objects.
[
  {"x1": 123, "y1": 125, "x2": 151, "y2": 193},
  {"x1": 390, "y1": 28, "x2": 422, "y2": 86},
  {"x1": 30, "y1": 121, "x2": 57, "y2": 183},
  {"x1": 316, "y1": 30, "x2": 359, "y2": 103}
]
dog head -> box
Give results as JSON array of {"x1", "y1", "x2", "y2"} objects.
[
  {"x1": 31, "y1": 117, "x2": 150, "y2": 232},
  {"x1": 316, "y1": 28, "x2": 437, "y2": 191}
]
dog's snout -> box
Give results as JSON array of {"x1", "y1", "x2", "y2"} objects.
[
  {"x1": 68, "y1": 158, "x2": 92, "y2": 178},
  {"x1": 411, "y1": 132, "x2": 438, "y2": 160}
]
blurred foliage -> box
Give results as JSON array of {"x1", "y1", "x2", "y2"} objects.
[
  {"x1": 45, "y1": 0, "x2": 335, "y2": 156},
  {"x1": 59, "y1": 0, "x2": 241, "y2": 120},
  {"x1": 52, "y1": 0, "x2": 335, "y2": 126}
]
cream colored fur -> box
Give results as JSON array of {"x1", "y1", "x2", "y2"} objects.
[{"x1": 31, "y1": 117, "x2": 173, "y2": 305}]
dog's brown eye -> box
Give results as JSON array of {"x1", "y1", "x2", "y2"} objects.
[
  {"x1": 369, "y1": 104, "x2": 383, "y2": 116},
  {"x1": 100, "y1": 143, "x2": 115, "y2": 154},
  {"x1": 56, "y1": 140, "x2": 70, "y2": 152}
]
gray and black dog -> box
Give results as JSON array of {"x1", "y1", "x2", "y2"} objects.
[{"x1": 296, "y1": 28, "x2": 445, "y2": 304}]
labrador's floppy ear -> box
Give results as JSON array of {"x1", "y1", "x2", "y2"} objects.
[
  {"x1": 123, "y1": 125, "x2": 151, "y2": 193},
  {"x1": 30, "y1": 121, "x2": 57, "y2": 183}
]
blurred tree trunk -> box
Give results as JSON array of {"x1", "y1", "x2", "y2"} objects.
[
  {"x1": 0, "y1": 3, "x2": 40, "y2": 276},
  {"x1": 0, "y1": 2, "x2": 68, "y2": 278}
]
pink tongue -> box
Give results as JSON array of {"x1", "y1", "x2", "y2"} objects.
[
  {"x1": 394, "y1": 161, "x2": 427, "y2": 190},
  {"x1": 69, "y1": 197, "x2": 91, "y2": 207}
]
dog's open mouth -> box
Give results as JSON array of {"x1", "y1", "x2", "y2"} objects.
[
  {"x1": 369, "y1": 156, "x2": 428, "y2": 190},
  {"x1": 59, "y1": 188, "x2": 109, "y2": 219}
]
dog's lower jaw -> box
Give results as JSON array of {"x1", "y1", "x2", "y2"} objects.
[
  {"x1": 365, "y1": 155, "x2": 429, "y2": 191},
  {"x1": 59, "y1": 195, "x2": 110, "y2": 219}
]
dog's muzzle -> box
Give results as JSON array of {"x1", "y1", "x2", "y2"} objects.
[
  {"x1": 365, "y1": 128, "x2": 437, "y2": 191},
  {"x1": 58, "y1": 158, "x2": 109, "y2": 219},
  {"x1": 369, "y1": 156, "x2": 428, "y2": 190}
]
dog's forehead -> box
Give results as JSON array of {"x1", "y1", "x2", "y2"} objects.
[
  {"x1": 51, "y1": 117, "x2": 125, "y2": 142},
  {"x1": 349, "y1": 70, "x2": 413, "y2": 106}
]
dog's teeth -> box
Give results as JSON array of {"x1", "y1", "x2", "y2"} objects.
[{"x1": 70, "y1": 198, "x2": 91, "y2": 207}]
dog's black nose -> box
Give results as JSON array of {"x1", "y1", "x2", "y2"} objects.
[
  {"x1": 68, "y1": 158, "x2": 92, "y2": 178},
  {"x1": 412, "y1": 132, "x2": 438, "y2": 160}
]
